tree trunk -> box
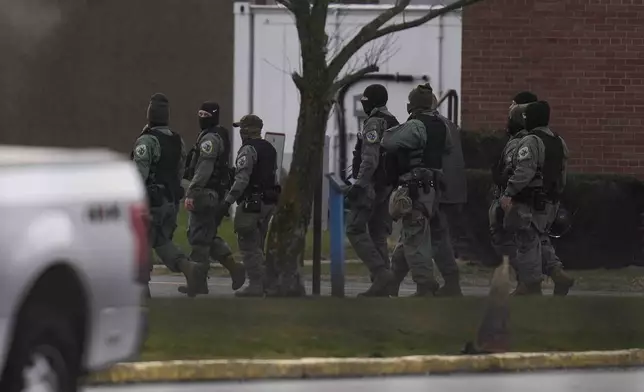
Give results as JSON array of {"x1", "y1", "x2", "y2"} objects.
[{"x1": 265, "y1": 85, "x2": 331, "y2": 295}]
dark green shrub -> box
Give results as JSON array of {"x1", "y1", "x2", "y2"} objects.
[
  {"x1": 464, "y1": 170, "x2": 644, "y2": 270},
  {"x1": 461, "y1": 129, "x2": 507, "y2": 170}
]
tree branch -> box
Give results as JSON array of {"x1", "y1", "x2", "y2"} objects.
[
  {"x1": 330, "y1": 64, "x2": 379, "y2": 95},
  {"x1": 292, "y1": 72, "x2": 306, "y2": 91},
  {"x1": 371, "y1": 0, "x2": 484, "y2": 42},
  {"x1": 274, "y1": 0, "x2": 294, "y2": 12},
  {"x1": 327, "y1": 0, "x2": 411, "y2": 80},
  {"x1": 328, "y1": 0, "x2": 484, "y2": 81}
]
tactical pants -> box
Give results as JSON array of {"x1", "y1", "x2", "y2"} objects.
[
  {"x1": 149, "y1": 202, "x2": 191, "y2": 278},
  {"x1": 169, "y1": 202, "x2": 180, "y2": 240},
  {"x1": 504, "y1": 201, "x2": 546, "y2": 285},
  {"x1": 541, "y1": 202, "x2": 564, "y2": 274},
  {"x1": 187, "y1": 189, "x2": 233, "y2": 265},
  {"x1": 346, "y1": 186, "x2": 393, "y2": 274},
  {"x1": 234, "y1": 202, "x2": 276, "y2": 284},
  {"x1": 391, "y1": 187, "x2": 436, "y2": 286},
  {"x1": 391, "y1": 206, "x2": 458, "y2": 281},
  {"x1": 488, "y1": 198, "x2": 519, "y2": 270}
]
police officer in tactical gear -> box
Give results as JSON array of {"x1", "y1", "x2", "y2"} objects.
[
  {"x1": 500, "y1": 101, "x2": 575, "y2": 296},
  {"x1": 389, "y1": 92, "x2": 463, "y2": 297},
  {"x1": 489, "y1": 91, "x2": 538, "y2": 292},
  {"x1": 218, "y1": 114, "x2": 280, "y2": 297},
  {"x1": 131, "y1": 93, "x2": 201, "y2": 297},
  {"x1": 346, "y1": 84, "x2": 399, "y2": 297},
  {"x1": 383, "y1": 83, "x2": 454, "y2": 297},
  {"x1": 178, "y1": 101, "x2": 246, "y2": 296}
]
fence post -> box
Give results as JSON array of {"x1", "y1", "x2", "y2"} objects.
[{"x1": 326, "y1": 173, "x2": 346, "y2": 298}]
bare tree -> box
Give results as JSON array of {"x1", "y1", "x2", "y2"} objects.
[{"x1": 266, "y1": 0, "x2": 484, "y2": 295}]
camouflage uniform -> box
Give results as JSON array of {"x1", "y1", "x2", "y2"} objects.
[
  {"x1": 346, "y1": 85, "x2": 399, "y2": 297},
  {"x1": 178, "y1": 101, "x2": 246, "y2": 295},
  {"x1": 131, "y1": 93, "x2": 200, "y2": 297},
  {"x1": 384, "y1": 132, "x2": 440, "y2": 291},
  {"x1": 223, "y1": 115, "x2": 280, "y2": 297},
  {"x1": 502, "y1": 101, "x2": 574, "y2": 295},
  {"x1": 384, "y1": 84, "x2": 454, "y2": 297},
  {"x1": 489, "y1": 104, "x2": 530, "y2": 275}
]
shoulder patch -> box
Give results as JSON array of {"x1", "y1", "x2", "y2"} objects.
[
  {"x1": 517, "y1": 146, "x2": 530, "y2": 161},
  {"x1": 236, "y1": 155, "x2": 248, "y2": 168},
  {"x1": 365, "y1": 129, "x2": 379, "y2": 143},
  {"x1": 200, "y1": 140, "x2": 214, "y2": 154},
  {"x1": 134, "y1": 144, "x2": 147, "y2": 158}
]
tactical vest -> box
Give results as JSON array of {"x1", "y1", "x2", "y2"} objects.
[
  {"x1": 137, "y1": 128, "x2": 183, "y2": 202},
  {"x1": 395, "y1": 112, "x2": 447, "y2": 176},
  {"x1": 351, "y1": 111, "x2": 400, "y2": 186},
  {"x1": 185, "y1": 126, "x2": 233, "y2": 193},
  {"x1": 243, "y1": 138, "x2": 277, "y2": 198},
  {"x1": 532, "y1": 128, "x2": 565, "y2": 199}
]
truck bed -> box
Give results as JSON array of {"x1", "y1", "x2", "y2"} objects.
[{"x1": 0, "y1": 145, "x2": 124, "y2": 167}]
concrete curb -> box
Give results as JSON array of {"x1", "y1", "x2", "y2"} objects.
[{"x1": 88, "y1": 349, "x2": 644, "y2": 385}]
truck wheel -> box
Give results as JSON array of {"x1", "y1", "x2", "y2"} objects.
[{"x1": 1, "y1": 304, "x2": 81, "y2": 392}]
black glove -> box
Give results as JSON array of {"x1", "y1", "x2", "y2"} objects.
[{"x1": 214, "y1": 201, "x2": 232, "y2": 222}]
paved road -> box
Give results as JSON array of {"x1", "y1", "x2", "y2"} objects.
[
  {"x1": 87, "y1": 369, "x2": 644, "y2": 391},
  {"x1": 150, "y1": 275, "x2": 644, "y2": 298}
]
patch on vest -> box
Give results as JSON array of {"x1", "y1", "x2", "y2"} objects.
[
  {"x1": 365, "y1": 130, "x2": 379, "y2": 143},
  {"x1": 517, "y1": 146, "x2": 530, "y2": 161},
  {"x1": 200, "y1": 140, "x2": 213, "y2": 154},
  {"x1": 236, "y1": 155, "x2": 247, "y2": 168},
  {"x1": 135, "y1": 144, "x2": 147, "y2": 158}
]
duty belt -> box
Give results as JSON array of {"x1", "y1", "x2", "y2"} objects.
[
  {"x1": 400, "y1": 177, "x2": 435, "y2": 201},
  {"x1": 400, "y1": 179, "x2": 435, "y2": 189}
]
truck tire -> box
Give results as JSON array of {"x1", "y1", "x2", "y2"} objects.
[{"x1": 0, "y1": 304, "x2": 81, "y2": 392}]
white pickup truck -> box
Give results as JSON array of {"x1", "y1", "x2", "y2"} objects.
[{"x1": 0, "y1": 145, "x2": 148, "y2": 392}]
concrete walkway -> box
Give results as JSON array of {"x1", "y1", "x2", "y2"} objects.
[{"x1": 149, "y1": 275, "x2": 644, "y2": 298}]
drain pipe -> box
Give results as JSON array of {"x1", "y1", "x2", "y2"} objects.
[{"x1": 335, "y1": 73, "x2": 428, "y2": 181}]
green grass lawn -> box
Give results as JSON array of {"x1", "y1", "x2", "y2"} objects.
[
  {"x1": 169, "y1": 206, "x2": 357, "y2": 260},
  {"x1": 142, "y1": 297, "x2": 644, "y2": 361}
]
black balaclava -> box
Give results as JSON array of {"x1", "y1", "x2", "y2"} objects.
[
  {"x1": 524, "y1": 100, "x2": 550, "y2": 131},
  {"x1": 147, "y1": 93, "x2": 169, "y2": 127},
  {"x1": 199, "y1": 101, "x2": 220, "y2": 130},
  {"x1": 407, "y1": 83, "x2": 434, "y2": 115},
  {"x1": 507, "y1": 91, "x2": 537, "y2": 135},
  {"x1": 360, "y1": 84, "x2": 388, "y2": 115}
]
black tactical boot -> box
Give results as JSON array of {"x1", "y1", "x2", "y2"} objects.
[
  {"x1": 411, "y1": 281, "x2": 440, "y2": 297},
  {"x1": 176, "y1": 259, "x2": 203, "y2": 298},
  {"x1": 551, "y1": 268, "x2": 575, "y2": 296},
  {"x1": 387, "y1": 270, "x2": 407, "y2": 297},
  {"x1": 219, "y1": 255, "x2": 247, "y2": 291},
  {"x1": 178, "y1": 262, "x2": 210, "y2": 295},
  {"x1": 264, "y1": 274, "x2": 281, "y2": 297},
  {"x1": 235, "y1": 281, "x2": 265, "y2": 297},
  {"x1": 436, "y1": 274, "x2": 463, "y2": 297},
  {"x1": 358, "y1": 268, "x2": 394, "y2": 297}
]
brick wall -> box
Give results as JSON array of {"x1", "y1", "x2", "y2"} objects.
[{"x1": 462, "y1": 0, "x2": 644, "y2": 175}]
